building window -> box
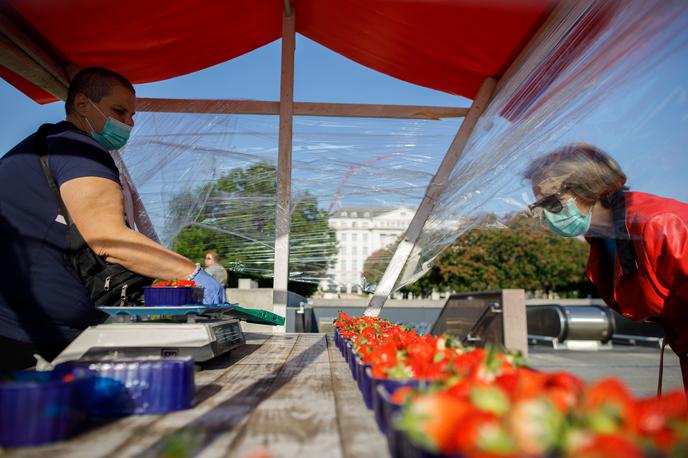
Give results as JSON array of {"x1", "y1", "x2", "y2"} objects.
[
  {"x1": 352, "y1": 222, "x2": 357, "y2": 228},
  {"x1": 364, "y1": 212, "x2": 370, "y2": 217},
  {"x1": 352, "y1": 247, "x2": 358, "y2": 256},
  {"x1": 351, "y1": 211, "x2": 358, "y2": 218},
  {"x1": 341, "y1": 233, "x2": 347, "y2": 241},
  {"x1": 352, "y1": 234, "x2": 358, "y2": 242},
  {"x1": 362, "y1": 233, "x2": 368, "y2": 242},
  {"x1": 341, "y1": 212, "x2": 348, "y2": 217},
  {"x1": 363, "y1": 247, "x2": 369, "y2": 255}
]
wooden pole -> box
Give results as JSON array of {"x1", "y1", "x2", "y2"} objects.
[
  {"x1": 272, "y1": 4, "x2": 295, "y2": 333},
  {"x1": 364, "y1": 77, "x2": 496, "y2": 317},
  {"x1": 136, "y1": 97, "x2": 468, "y2": 120}
]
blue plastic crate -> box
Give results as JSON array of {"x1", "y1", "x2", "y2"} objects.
[
  {"x1": 55, "y1": 357, "x2": 195, "y2": 416},
  {"x1": 0, "y1": 368, "x2": 94, "y2": 447},
  {"x1": 143, "y1": 286, "x2": 204, "y2": 306}
]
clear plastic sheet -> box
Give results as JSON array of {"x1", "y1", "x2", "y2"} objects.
[
  {"x1": 393, "y1": 0, "x2": 688, "y2": 292},
  {"x1": 118, "y1": 108, "x2": 461, "y2": 286},
  {"x1": 118, "y1": 0, "x2": 688, "y2": 301}
]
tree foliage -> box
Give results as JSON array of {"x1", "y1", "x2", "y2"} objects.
[
  {"x1": 363, "y1": 213, "x2": 595, "y2": 298},
  {"x1": 171, "y1": 162, "x2": 337, "y2": 297}
]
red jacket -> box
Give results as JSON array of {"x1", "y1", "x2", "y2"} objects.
[{"x1": 586, "y1": 192, "x2": 688, "y2": 361}]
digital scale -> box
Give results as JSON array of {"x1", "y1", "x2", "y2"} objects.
[{"x1": 46, "y1": 305, "x2": 284, "y2": 367}]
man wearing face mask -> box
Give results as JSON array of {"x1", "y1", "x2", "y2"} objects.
[
  {"x1": 524, "y1": 143, "x2": 688, "y2": 390},
  {"x1": 0, "y1": 67, "x2": 224, "y2": 370}
]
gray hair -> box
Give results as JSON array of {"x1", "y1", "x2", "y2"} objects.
[{"x1": 524, "y1": 143, "x2": 627, "y2": 205}]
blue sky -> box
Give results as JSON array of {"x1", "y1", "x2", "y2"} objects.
[{"x1": 0, "y1": 35, "x2": 468, "y2": 155}]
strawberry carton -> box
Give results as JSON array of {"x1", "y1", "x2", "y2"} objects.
[{"x1": 143, "y1": 280, "x2": 203, "y2": 306}]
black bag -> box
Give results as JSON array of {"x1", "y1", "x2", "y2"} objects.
[{"x1": 35, "y1": 124, "x2": 153, "y2": 306}]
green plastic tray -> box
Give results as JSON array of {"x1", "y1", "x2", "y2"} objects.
[{"x1": 224, "y1": 305, "x2": 285, "y2": 326}]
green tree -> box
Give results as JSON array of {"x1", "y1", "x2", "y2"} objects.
[
  {"x1": 438, "y1": 214, "x2": 592, "y2": 297},
  {"x1": 361, "y1": 237, "x2": 442, "y2": 298},
  {"x1": 171, "y1": 162, "x2": 337, "y2": 297},
  {"x1": 362, "y1": 213, "x2": 594, "y2": 298}
]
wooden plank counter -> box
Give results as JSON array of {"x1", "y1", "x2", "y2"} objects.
[{"x1": 2, "y1": 334, "x2": 389, "y2": 458}]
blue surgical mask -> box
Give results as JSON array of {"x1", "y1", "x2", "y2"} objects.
[
  {"x1": 85, "y1": 100, "x2": 131, "y2": 150},
  {"x1": 543, "y1": 198, "x2": 592, "y2": 237}
]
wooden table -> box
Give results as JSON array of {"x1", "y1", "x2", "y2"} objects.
[{"x1": 4, "y1": 334, "x2": 389, "y2": 458}]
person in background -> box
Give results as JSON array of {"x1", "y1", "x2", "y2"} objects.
[
  {"x1": 524, "y1": 143, "x2": 688, "y2": 390},
  {"x1": 204, "y1": 251, "x2": 228, "y2": 287},
  {"x1": 0, "y1": 67, "x2": 224, "y2": 370}
]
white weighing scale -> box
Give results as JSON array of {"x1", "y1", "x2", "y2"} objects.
[{"x1": 49, "y1": 305, "x2": 247, "y2": 366}]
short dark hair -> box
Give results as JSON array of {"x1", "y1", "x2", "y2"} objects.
[{"x1": 65, "y1": 67, "x2": 135, "y2": 115}]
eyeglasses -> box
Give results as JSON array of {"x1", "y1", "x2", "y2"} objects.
[{"x1": 528, "y1": 191, "x2": 565, "y2": 214}]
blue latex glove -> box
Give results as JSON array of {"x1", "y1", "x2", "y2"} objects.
[{"x1": 193, "y1": 269, "x2": 226, "y2": 304}]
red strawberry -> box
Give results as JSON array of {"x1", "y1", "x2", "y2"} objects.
[
  {"x1": 637, "y1": 390, "x2": 687, "y2": 433},
  {"x1": 567, "y1": 433, "x2": 643, "y2": 458},
  {"x1": 397, "y1": 392, "x2": 471, "y2": 454},
  {"x1": 391, "y1": 386, "x2": 416, "y2": 405},
  {"x1": 635, "y1": 390, "x2": 688, "y2": 453},
  {"x1": 406, "y1": 338, "x2": 436, "y2": 364},
  {"x1": 507, "y1": 397, "x2": 565, "y2": 456},
  {"x1": 544, "y1": 371, "x2": 585, "y2": 413},
  {"x1": 370, "y1": 362, "x2": 395, "y2": 379},
  {"x1": 580, "y1": 378, "x2": 637, "y2": 434},
  {"x1": 495, "y1": 367, "x2": 547, "y2": 402},
  {"x1": 453, "y1": 411, "x2": 517, "y2": 456}
]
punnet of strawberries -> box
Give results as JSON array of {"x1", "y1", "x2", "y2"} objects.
[
  {"x1": 150, "y1": 279, "x2": 197, "y2": 287},
  {"x1": 333, "y1": 312, "x2": 688, "y2": 458}
]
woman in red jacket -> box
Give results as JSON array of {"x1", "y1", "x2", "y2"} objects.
[{"x1": 524, "y1": 143, "x2": 688, "y2": 390}]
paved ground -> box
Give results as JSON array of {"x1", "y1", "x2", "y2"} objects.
[{"x1": 528, "y1": 344, "x2": 683, "y2": 397}]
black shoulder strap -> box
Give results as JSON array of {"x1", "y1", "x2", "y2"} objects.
[
  {"x1": 35, "y1": 123, "x2": 73, "y2": 226},
  {"x1": 609, "y1": 190, "x2": 638, "y2": 275}
]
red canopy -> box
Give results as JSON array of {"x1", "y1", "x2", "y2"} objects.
[{"x1": 1, "y1": 0, "x2": 553, "y2": 104}]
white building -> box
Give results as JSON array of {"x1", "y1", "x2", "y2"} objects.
[{"x1": 325, "y1": 207, "x2": 414, "y2": 294}]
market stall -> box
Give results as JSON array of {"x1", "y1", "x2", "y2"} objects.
[{"x1": 2, "y1": 1, "x2": 688, "y2": 455}]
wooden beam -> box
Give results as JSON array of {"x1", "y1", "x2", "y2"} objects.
[
  {"x1": 294, "y1": 102, "x2": 467, "y2": 120},
  {"x1": 0, "y1": 3, "x2": 71, "y2": 98},
  {"x1": 0, "y1": 34, "x2": 67, "y2": 100},
  {"x1": 272, "y1": 6, "x2": 296, "y2": 333},
  {"x1": 136, "y1": 98, "x2": 279, "y2": 115},
  {"x1": 283, "y1": 0, "x2": 293, "y2": 17},
  {"x1": 136, "y1": 97, "x2": 468, "y2": 120},
  {"x1": 364, "y1": 77, "x2": 497, "y2": 317}
]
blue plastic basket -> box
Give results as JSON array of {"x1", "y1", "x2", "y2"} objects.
[
  {"x1": 143, "y1": 286, "x2": 204, "y2": 306},
  {"x1": 0, "y1": 368, "x2": 94, "y2": 447},
  {"x1": 55, "y1": 357, "x2": 195, "y2": 416},
  {"x1": 369, "y1": 370, "x2": 421, "y2": 434}
]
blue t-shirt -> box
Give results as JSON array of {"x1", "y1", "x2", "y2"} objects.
[{"x1": 0, "y1": 121, "x2": 120, "y2": 345}]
